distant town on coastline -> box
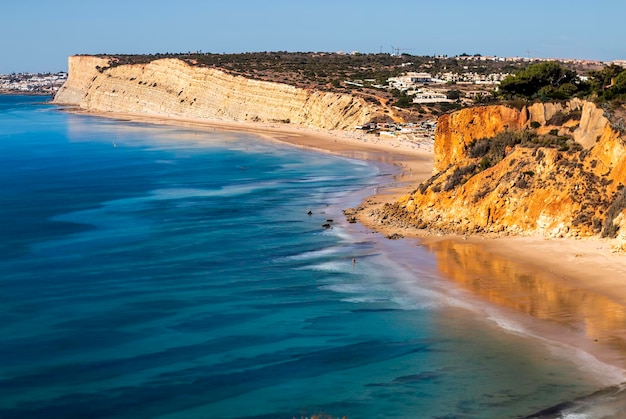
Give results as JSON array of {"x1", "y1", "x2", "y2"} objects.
[{"x1": 0, "y1": 71, "x2": 67, "y2": 95}]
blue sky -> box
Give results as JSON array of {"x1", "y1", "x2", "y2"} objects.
[{"x1": 1, "y1": 0, "x2": 624, "y2": 73}]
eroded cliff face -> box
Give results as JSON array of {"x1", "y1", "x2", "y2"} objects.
[
  {"x1": 374, "y1": 101, "x2": 626, "y2": 247},
  {"x1": 433, "y1": 99, "x2": 609, "y2": 172},
  {"x1": 434, "y1": 105, "x2": 524, "y2": 172},
  {"x1": 54, "y1": 56, "x2": 380, "y2": 130}
]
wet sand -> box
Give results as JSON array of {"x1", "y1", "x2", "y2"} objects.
[{"x1": 64, "y1": 108, "x2": 626, "y2": 384}]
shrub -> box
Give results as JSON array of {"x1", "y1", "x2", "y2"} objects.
[
  {"x1": 593, "y1": 217, "x2": 604, "y2": 233},
  {"x1": 473, "y1": 187, "x2": 491, "y2": 202},
  {"x1": 418, "y1": 171, "x2": 445, "y2": 194},
  {"x1": 499, "y1": 61, "x2": 580, "y2": 99},
  {"x1": 443, "y1": 164, "x2": 477, "y2": 191},
  {"x1": 535, "y1": 149, "x2": 545, "y2": 160},
  {"x1": 546, "y1": 109, "x2": 582, "y2": 126},
  {"x1": 514, "y1": 177, "x2": 528, "y2": 189},
  {"x1": 395, "y1": 94, "x2": 412, "y2": 108},
  {"x1": 438, "y1": 102, "x2": 462, "y2": 112},
  {"x1": 446, "y1": 89, "x2": 462, "y2": 100},
  {"x1": 602, "y1": 187, "x2": 626, "y2": 238},
  {"x1": 468, "y1": 138, "x2": 491, "y2": 158},
  {"x1": 478, "y1": 156, "x2": 491, "y2": 170},
  {"x1": 539, "y1": 85, "x2": 569, "y2": 100},
  {"x1": 468, "y1": 130, "x2": 537, "y2": 165}
]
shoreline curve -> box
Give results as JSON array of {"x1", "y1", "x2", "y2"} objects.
[{"x1": 57, "y1": 106, "x2": 626, "y2": 391}]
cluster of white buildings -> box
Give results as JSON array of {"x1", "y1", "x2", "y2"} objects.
[
  {"x1": 455, "y1": 55, "x2": 626, "y2": 69},
  {"x1": 387, "y1": 71, "x2": 508, "y2": 90},
  {"x1": 387, "y1": 72, "x2": 434, "y2": 89},
  {"x1": 434, "y1": 71, "x2": 509, "y2": 84},
  {"x1": 357, "y1": 120, "x2": 437, "y2": 134},
  {"x1": 385, "y1": 71, "x2": 507, "y2": 104},
  {"x1": 410, "y1": 89, "x2": 452, "y2": 104},
  {"x1": 0, "y1": 72, "x2": 67, "y2": 94}
]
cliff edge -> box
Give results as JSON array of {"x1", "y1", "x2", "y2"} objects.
[
  {"x1": 53, "y1": 56, "x2": 381, "y2": 131},
  {"x1": 369, "y1": 100, "x2": 626, "y2": 250}
]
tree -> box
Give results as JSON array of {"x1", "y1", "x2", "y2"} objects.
[
  {"x1": 588, "y1": 65, "x2": 626, "y2": 101},
  {"x1": 446, "y1": 89, "x2": 462, "y2": 100},
  {"x1": 395, "y1": 91, "x2": 413, "y2": 108},
  {"x1": 588, "y1": 65, "x2": 624, "y2": 92},
  {"x1": 614, "y1": 71, "x2": 626, "y2": 94},
  {"x1": 499, "y1": 62, "x2": 579, "y2": 98}
]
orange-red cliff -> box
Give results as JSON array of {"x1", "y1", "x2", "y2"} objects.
[{"x1": 371, "y1": 100, "x2": 626, "y2": 249}]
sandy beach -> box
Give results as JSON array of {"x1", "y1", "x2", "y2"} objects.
[{"x1": 66, "y1": 108, "x2": 626, "y2": 382}]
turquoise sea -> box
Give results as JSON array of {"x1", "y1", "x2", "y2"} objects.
[{"x1": 0, "y1": 95, "x2": 618, "y2": 418}]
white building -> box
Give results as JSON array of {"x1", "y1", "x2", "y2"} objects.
[
  {"x1": 412, "y1": 89, "x2": 452, "y2": 103},
  {"x1": 388, "y1": 72, "x2": 433, "y2": 90}
]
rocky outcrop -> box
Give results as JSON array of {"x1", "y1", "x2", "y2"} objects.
[
  {"x1": 54, "y1": 56, "x2": 380, "y2": 130},
  {"x1": 373, "y1": 100, "x2": 626, "y2": 248},
  {"x1": 433, "y1": 99, "x2": 609, "y2": 172},
  {"x1": 433, "y1": 105, "x2": 524, "y2": 172}
]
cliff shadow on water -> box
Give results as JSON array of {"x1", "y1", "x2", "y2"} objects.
[
  {"x1": 424, "y1": 238, "x2": 626, "y2": 417},
  {"x1": 424, "y1": 239, "x2": 626, "y2": 353}
]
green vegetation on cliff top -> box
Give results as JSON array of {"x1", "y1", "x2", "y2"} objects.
[
  {"x1": 499, "y1": 61, "x2": 626, "y2": 104},
  {"x1": 88, "y1": 52, "x2": 625, "y2": 123}
]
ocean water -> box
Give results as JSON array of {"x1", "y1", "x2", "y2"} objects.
[{"x1": 0, "y1": 95, "x2": 614, "y2": 418}]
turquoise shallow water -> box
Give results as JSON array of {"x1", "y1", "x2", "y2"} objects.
[{"x1": 0, "y1": 96, "x2": 608, "y2": 418}]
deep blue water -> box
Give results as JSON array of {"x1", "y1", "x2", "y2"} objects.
[{"x1": 0, "y1": 95, "x2": 606, "y2": 418}]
